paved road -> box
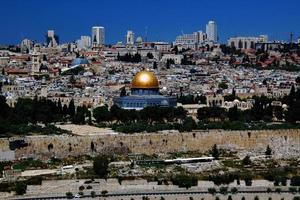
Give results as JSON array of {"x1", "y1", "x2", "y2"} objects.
[{"x1": 12, "y1": 188, "x2": 300, "y2": 200}]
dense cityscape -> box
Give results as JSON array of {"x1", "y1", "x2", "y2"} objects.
[{"x1": 1, "y1": 1, "x2": 300, "y2": 199}]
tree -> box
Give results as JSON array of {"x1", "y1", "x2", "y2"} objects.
[
  {"x1": 69, "y1": 75, "x2": 76, "y2": 85},
  {"x1": 79, "y1": 185, "x2": 85, "y2": 190},
  {"x1": 93, "y1": 155, "x2": 109, "y2": 178},
  {"x1": 218, "y1": 82, "x2": 228, "y2": 90},
  {"x1": 181, "y1": 117, "x2": 197, "y2": 132},
  {"x1": 93, "y1": 106, "x2": 111, "y2": 123},
  {"x1": 171, "y1": 174, "x2": 198, "y2": 189},
  {"x1": 66, "y1": 192, "x2": 73, "y2": 199},
  {"x1": 228, "y1": 106, "x2": 240, "y2": 121},
  {"x1": 265, "y1": 145, "x2": 272, "y2": 157},
  {"x1": 153, "y1": 61, "x2": 157, "y2": 69},
  {"x1": 147, "y1": 52, "x2": 154, "y2": 59},
  {"x1": 242, "y1": 155, "x2": 252, "y2": 165},
  {"x1": 244, "y1": 174, "x2": 253, "y2": 186},
  {"x1": 220, "y1": 186, "x2": 228, "y2": 195},
  {"x1": 290, "y1": 176, "x2": 300, "y2": 186},
  {"x1": 15, "y1": 182, "x2": 27, "y2": 195},
  {"x1": 120, "y1": 87, "x2": 127, "y2": 96},
  {"x1": 73, "y1": 106, "x2": 87, "y2": 124},
  {"x1": 68, "y1": 99, "x2": 75, "y2": 118},
  {"x1": 231, "y1": 187, "x2": 238, "y2": 194},
  {"x1": 208, "y1": 188, "x2": 217, "y2": 195},
  {"x1": 211, "y1": 144, "x2": 220, "y2": 160},
  {"x1": 101, "y1": 190, "x2": 108, "y2": 195}
]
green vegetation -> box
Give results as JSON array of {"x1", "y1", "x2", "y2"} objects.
[
  {"x1": 211, "y1": 144, "x2": 220, "y2": 160},
  {"x1": 171, "y1": 174, "x2": 198, "y2": 188},
  {"x1": 15, "y1": 182, "x2": 27, "y2": 195},
  {"x1": 0, "y1": 96, "x2": 71, "y2": 136},
  {"x1": 66, "y1": 191, "x2": 73, "y2": 199},
  {"x1": 208, "y1": 187, "x2": 217, "y2": 195},
  {"x1": 12, "y1": 158, "x2": 47, "y2": 171},
  {"x1": 61, "y1": 66, "x2": 85, "y2": 75},
  {"x1": 101, "y1": 190, "x2": 108, "y2": 195},
  {"x1": 242, "y1": 155, "x2": 252, "y2": 165},
  {"x1": 117, "y1": 52, "x2": 141, "y2": 63},
  {"x1": 219, "y1": 186, "x2": 228, "y2": 194},
  {"x1": 93, "y1": 155, "x2": 110, "y2": 178},
  {"x1": 291, "y1": 176, "x2": 300, "y2": 186}
]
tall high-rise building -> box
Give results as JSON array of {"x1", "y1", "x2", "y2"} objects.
[
  {"x1": 92, "y1": 26, "x2": 105, "y2": 46},
  {"x1": 78, "y1": 36, "x2": 91, "y2": 49},
  {"x1": 46, "y1": 30, "x2": 59, "y2": 47},
  {"x1": 20, "y1": 38, "x2": 34, "y2": 53},
  {"x1": 126, "y1": 30, "x2": 134, "y2": 45},
  {"x1": 206, "y1": 21, "x2": 217, "y2": 43}
]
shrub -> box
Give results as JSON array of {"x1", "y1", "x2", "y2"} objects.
[
  {"x1": 66, "y1": 192, "x2": 73, "y2": 199},
  {"x1": 267, "y1": 188, "x2": 272, "y2": 193},
  {"x1": 93, "y1": 155, "x2": 109, "y2": 178},
  {"x1": 171, "y1": 174, "x2": 198, "y2": 189},
  {"x1": 15, "y1": 182, "x2": 27, "y2": 195},
  {"x1": 231, "y1": 187, "x2": 238, "y2": 194},
  {"x1": 242, "y1": 155, "x2": 252, "y2": 165},
  {"x1": 26, "y1": 176, "x2": 42, "y2": 185},
  {"x1": 87, "y1": 185, "x2": 92, "y2": 189},
  {"x1": 291, "y1": 176, "x2": 300, "y2": 186},
  {"x1": 79, "y1": 185, "x2": 85, "y2": 190},
  {"x1": 208, "y1": 173, "x2": 235, "y2": 185},
  {"x1": 219, "y1": 187, "x2": 228, "y2": 195},
  {"x1": 208, "y1": 187, "x2": 217, "y2": 195},
  {"x1": 275, "y1": 188, "x2": 281, "y2": 193},
  {"x1": 91, "y1": 191, "x2": 96, "y2": 198},
  {"x1": 289, "y1": 187, "x2": 297, "y2": 193},
  {"x1": 101, "y1": 190, "x2": 108, "y2": 195},
  {"x1": 244, "y1": 175, "x2": 252, "y2": 186}
]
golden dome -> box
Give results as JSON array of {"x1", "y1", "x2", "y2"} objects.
[{"x1": 131, "y1": 70, "x2": 159, "y2": 89}]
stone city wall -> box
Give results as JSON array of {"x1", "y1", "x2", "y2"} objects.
[{"x1": 0, "y1": 129, "x2": 300, "y2": 160}]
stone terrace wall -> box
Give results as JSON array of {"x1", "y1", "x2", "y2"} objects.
[{"x1": 0, "y1": 129, "x2": 300, "y2": 160}]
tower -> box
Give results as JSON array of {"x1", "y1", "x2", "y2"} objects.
[
  {"x1": 92, "y1": 26, "x2": 105, "y2": 46},
  {"x1": 126, "y1": 30, "x2": 135, "y2": 45},
  {"x1": 206, "y1": 21, "x2": 218, "y2": 43},
  {"x1": 31, "y1": 52, "x2": 41, "y2": 74},
  {"x1": 46, "y1": 30, "x2": 59, "y2": 47}
]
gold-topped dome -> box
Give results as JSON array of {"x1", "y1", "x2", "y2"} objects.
[{"x1": 131, "y1": 70, "x2": 159, "y2": 89}]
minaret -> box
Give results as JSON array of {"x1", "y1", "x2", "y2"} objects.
[
  {"x1": 40, "y1": 76, "x2": 48, "y2": 98},
  {"x1": 31, "y1": 51, "x2": 41, "y2": 74}
]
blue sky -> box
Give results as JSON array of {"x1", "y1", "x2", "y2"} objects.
[{"x1": 1, "y1": 0, "x2": 300, "y2": 44}]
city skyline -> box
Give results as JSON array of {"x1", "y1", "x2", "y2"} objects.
[{"x1": 1, "y1": 0, "x2": 300, "y2": 44}]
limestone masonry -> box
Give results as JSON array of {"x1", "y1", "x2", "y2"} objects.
[{"x1": 1, "y1": 129, "x2": 300, "y2": 160}]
